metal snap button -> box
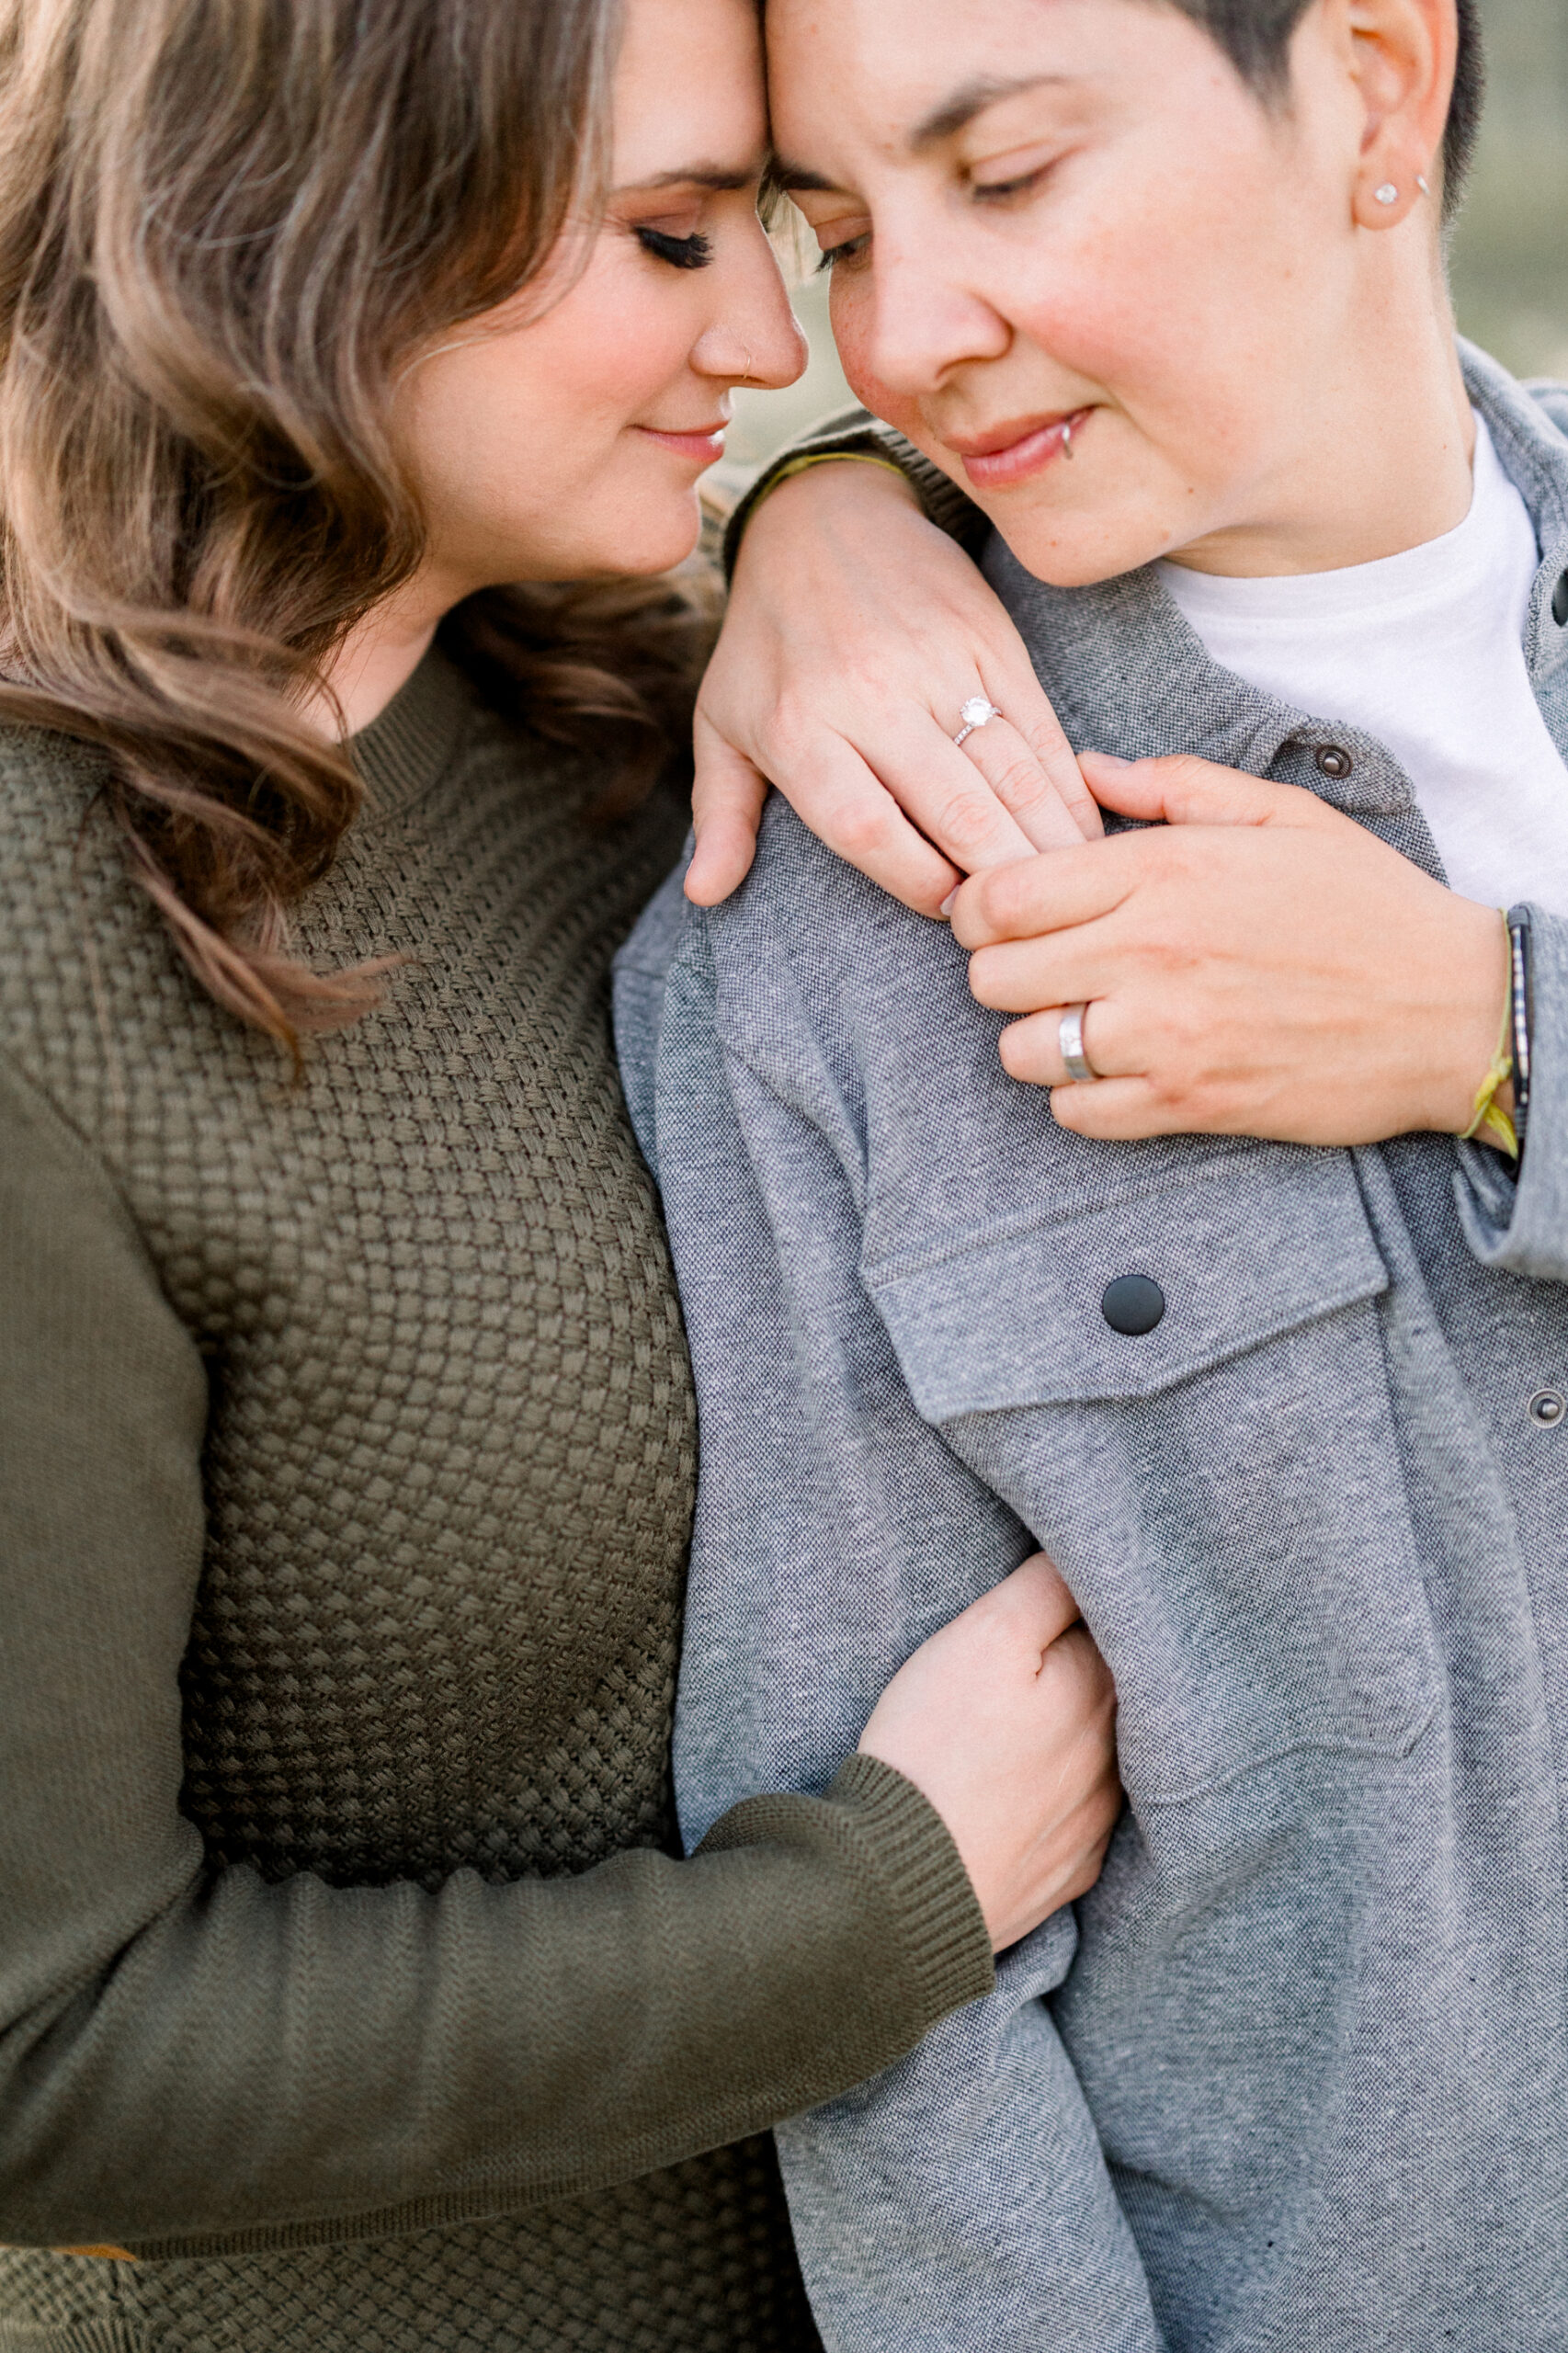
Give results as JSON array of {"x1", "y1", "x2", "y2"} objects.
[
  {"x1": 1101, "y1": 1275, "x2": 1165, "y2": 1336},
  {"x1": 1315, "y1": 745, "x2": 1354, "y2": 779},
  {"x1": 1528, "y1": 1389, "x2": 1565, "y2": 1428},
  {"x1": 1552, "y1": 572, "x2": 1568, "y2": 629}
]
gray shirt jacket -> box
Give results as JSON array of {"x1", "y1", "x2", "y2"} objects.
[{"x1": 615, "y1": 345, "x2": 1568, "y2": 2353}]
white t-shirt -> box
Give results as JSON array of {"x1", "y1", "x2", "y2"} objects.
[{"x1": 1155, "y1": 415, "x2": 1568, "y2": 916}]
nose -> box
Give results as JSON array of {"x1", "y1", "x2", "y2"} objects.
[
  {"x1": 866, "y1": 229, "x2": 1009, "y2": 398},
  {"x1": 690, "y1": 221, "x2": 809, "y2": 391}
]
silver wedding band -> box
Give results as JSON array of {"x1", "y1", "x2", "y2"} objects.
[
  {"x1": 953, "y1": 696, "x2": 1002, "y2": 748},
  {"x1": 1059, "y1": 1003, "x2": 1098, "y2": 1084}
]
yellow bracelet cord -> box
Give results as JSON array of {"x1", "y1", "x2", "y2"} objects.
[
  {"x1": 1459, "y1": 910, "x2": 1518, "y2": 1157},
  {"x1": 756, "y1": 449, "x2": 912, "y2": 503}
]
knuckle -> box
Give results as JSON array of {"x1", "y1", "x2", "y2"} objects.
[
  {"x1": 763, "y1": 699, "x2": 818, "y2": 766},
  {"x1": 1135, "y1": 826, "x2": 1192, "y2": 882},
  {"x1": 937, "y1": 784, "x2": 1008, "y2": 850},
  {"x1": 992, "y1": 753, "x2": 1050, "y2": 805},
  {"x1": 830, "y1": 795, "x2": 892, "y2": 861},
  {"x1": 969, "y1": 942, "x2": 1010, "y2": 995},
  {"x1": 976, "y1": 862, "x2": 1023, "y2": 925}
]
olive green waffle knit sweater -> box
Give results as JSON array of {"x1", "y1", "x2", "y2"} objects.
[{"x1": 0, "y1": 649, "x2": 993, "y2": 2353}]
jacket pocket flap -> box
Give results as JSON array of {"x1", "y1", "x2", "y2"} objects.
[{"x1": 866, "y1": 1146, "x2": 1387, "y2": 1419}]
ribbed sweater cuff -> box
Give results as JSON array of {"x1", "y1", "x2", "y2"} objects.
[
  {"x1": 0, "y1": 2322, "x2": 141, "y2": 2351},
  {"x1": 824, "y1": 1752, "x2": 994, "y2": 2024},
  {"x1": 722, "y1": 409, "x2": 991, "y2": 580}
]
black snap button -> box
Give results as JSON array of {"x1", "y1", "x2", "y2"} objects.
[
  {"x1": 1315, "y1": 745, "x2": 1354, "y2": 780},
  {"x1": 1101, "y1": 1275, "x2": 1165, "y2": 1336},
  {"x1": 1553, "y1": 572, "x2": 1568, "y2": 628},
  {"x1": 1528, "y1": 1389, "x2": 1565, "y2": 1428}
]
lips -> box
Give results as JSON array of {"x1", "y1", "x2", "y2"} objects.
[
  {"x1": 950, "y1": 407, "x2": 1093, "y2": 492},
  {"x1": 634, "y1": 422, "x2": 728, "y2": 465}
]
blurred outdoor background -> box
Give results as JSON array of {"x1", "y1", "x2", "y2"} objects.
[{"x1": 721, "y1": 0, "x2": 1568, "y2": 483}]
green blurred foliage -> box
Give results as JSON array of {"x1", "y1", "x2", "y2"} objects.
[{"x1": 1449, "y1": 0, "x2": 1568, "y2": 379}]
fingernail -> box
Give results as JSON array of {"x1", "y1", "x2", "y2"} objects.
[
  {"x1": 938, "y1": 887, "x2": 959, "y2": 919},
  {"x1": 1086, "y1": 751, "x2": 1131, "y2": 770}
]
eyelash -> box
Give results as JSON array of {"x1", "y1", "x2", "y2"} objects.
[
  {"x1": 815, "y1": 160, "x2": 1052, "y2": 273},
  {"x1": 635, "y1": 225, "x2": 713, "y2": 271},
  {"x1": 973, "y1": 166, "x2": 1050, "y2": 204}
]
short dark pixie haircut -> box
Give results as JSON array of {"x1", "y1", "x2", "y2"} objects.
[{"x1": 1172, "y1": 0, "x2": 1483, "y2": 221}]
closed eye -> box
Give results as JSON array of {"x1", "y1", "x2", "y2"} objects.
[
  {"x1": 973, "y1": 166, "x2": 1051, "y2": 204},
  {"x1": 816, "y1": 233, "x2": 869, "y2": 273},
  {"x1": 635, "y1": 225, "x2": 714, "y2": 270}
]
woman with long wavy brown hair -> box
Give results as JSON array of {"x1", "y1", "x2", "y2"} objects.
[{"x1": 0, "y1": 0, "x2": 1120, "y2": 2345}]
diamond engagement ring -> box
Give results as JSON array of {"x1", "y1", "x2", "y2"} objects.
[
  {"x1": 1059, "y1": 1003, "x2": 1098, "y2": 1084},
  {"x1": 953, "y1": 696, "x2": 1002, "y2": 748}
]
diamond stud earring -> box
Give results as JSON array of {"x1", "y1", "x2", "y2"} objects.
[{"x1": 1374, "y1": 183, "x2": 1399, "y2": 205}]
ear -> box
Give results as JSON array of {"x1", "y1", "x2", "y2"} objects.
[{"x1": 1336, "y1": 0, "x2": 1456, "y2": 228}]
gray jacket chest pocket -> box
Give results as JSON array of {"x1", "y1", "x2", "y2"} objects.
[{"x1": 867, "y1": 1146, "x2": 1438, "y2": 1806}]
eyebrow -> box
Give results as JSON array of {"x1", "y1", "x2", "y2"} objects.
[
  {"x1": 774, "y1": 73, "x2": 1070, "y2": 192},
  {"x1": 613, "y1": 165, "x2": 759, "y2": 195},
  {"x1": 773, "y1": 162, "x2": 837, "y2": 194},
  {"x1": 910, "y1": 74, "x2": 1065, "y2": 149}
]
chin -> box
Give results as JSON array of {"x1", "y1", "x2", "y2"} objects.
[
  {"x1": 596, "y1": 487, "x2": 705, "y2": 581},
  {"x1": 994, "y1": 508, "x2": 1176, "y2": 590},
  {"x1": 513, "y1": 493, "x2": 703, "y2": 588}
]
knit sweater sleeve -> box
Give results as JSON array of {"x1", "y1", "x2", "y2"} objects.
[{"x1": 0, "y1": 1046, "x2": 992, "y2": 2260}]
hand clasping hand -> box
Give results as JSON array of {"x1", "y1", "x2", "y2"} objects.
[{"x1": 952, "y1": 753, "x2": 1512, "y2": 1146}]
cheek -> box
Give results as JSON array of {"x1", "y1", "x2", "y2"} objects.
[
  {"x1": 1015, "y1": 222, "x2": 1290, "y2": 481},
  {"x1": 1046, "y1": 157, "x2": 1312, "y2": 419},
  {"x1": 518, "y1": 288, "x2": 694, "y2": 449},
  {"x1": 827, "y1": 278, "x2": 922, "y2": 441},
  {"x1": 1023, "y1": 265, "x2": 1185, "y2": 404}
]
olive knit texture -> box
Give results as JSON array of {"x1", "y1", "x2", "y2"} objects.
[{"x1": 0, "y1": 650, "x2": 992, "y2": 2352}]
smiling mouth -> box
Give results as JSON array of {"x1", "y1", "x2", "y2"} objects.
[
  {"x1": 950, "y1": 408, "x2": 1094, "y2": 491},
  {"x1": 634, "y1": 422, "x2": 729, "y2": 463}
]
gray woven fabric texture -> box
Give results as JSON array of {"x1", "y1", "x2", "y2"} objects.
[{"x1": 622, "y1": 347, "x2": 1568, "y2": 2351}]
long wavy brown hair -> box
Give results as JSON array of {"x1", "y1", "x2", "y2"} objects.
[{"x1": 0, "y1": 0, "x2": 711, "y2": 1052}]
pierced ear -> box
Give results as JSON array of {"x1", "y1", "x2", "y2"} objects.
[
  {"x1": 1343, "y1": 0, "x2": 1455, "y2": 221},
  {"x1": 1352, "y1": 171, "x2": 1424, "y2": 227}
]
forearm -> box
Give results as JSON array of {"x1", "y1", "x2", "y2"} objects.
[
  {"x1": 3, "y1": 1759, "x2": 986, "y2": 2256},
  {"x1": 643, "y1": 913, "x2": 1153, "y2": 2347},
  {"x1": 0, "y1": 1049, "x2": 990, "y2": 2256}
]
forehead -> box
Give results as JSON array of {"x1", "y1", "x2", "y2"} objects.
[
  {"x1": 612, "y1": 0, "x2": 767, "y2": 183},
  {"x1": 764, "y1": 0, "x2": 1206, "y2": 163}
]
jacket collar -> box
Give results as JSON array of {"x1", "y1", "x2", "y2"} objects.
[{"x1": 984, "y1": 340, "x2": 1568, "y2": 836}]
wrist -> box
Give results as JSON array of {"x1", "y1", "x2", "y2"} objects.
[
  {"x1": 728, "y1": 458, "x2": 934, "y2": 616},
  {"x1": 1423, "y1": 895, "x2": 1513, "y2": 1135},
  {"x1": 738, "y1": 451, "x2": 923, "y2": 560}
]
